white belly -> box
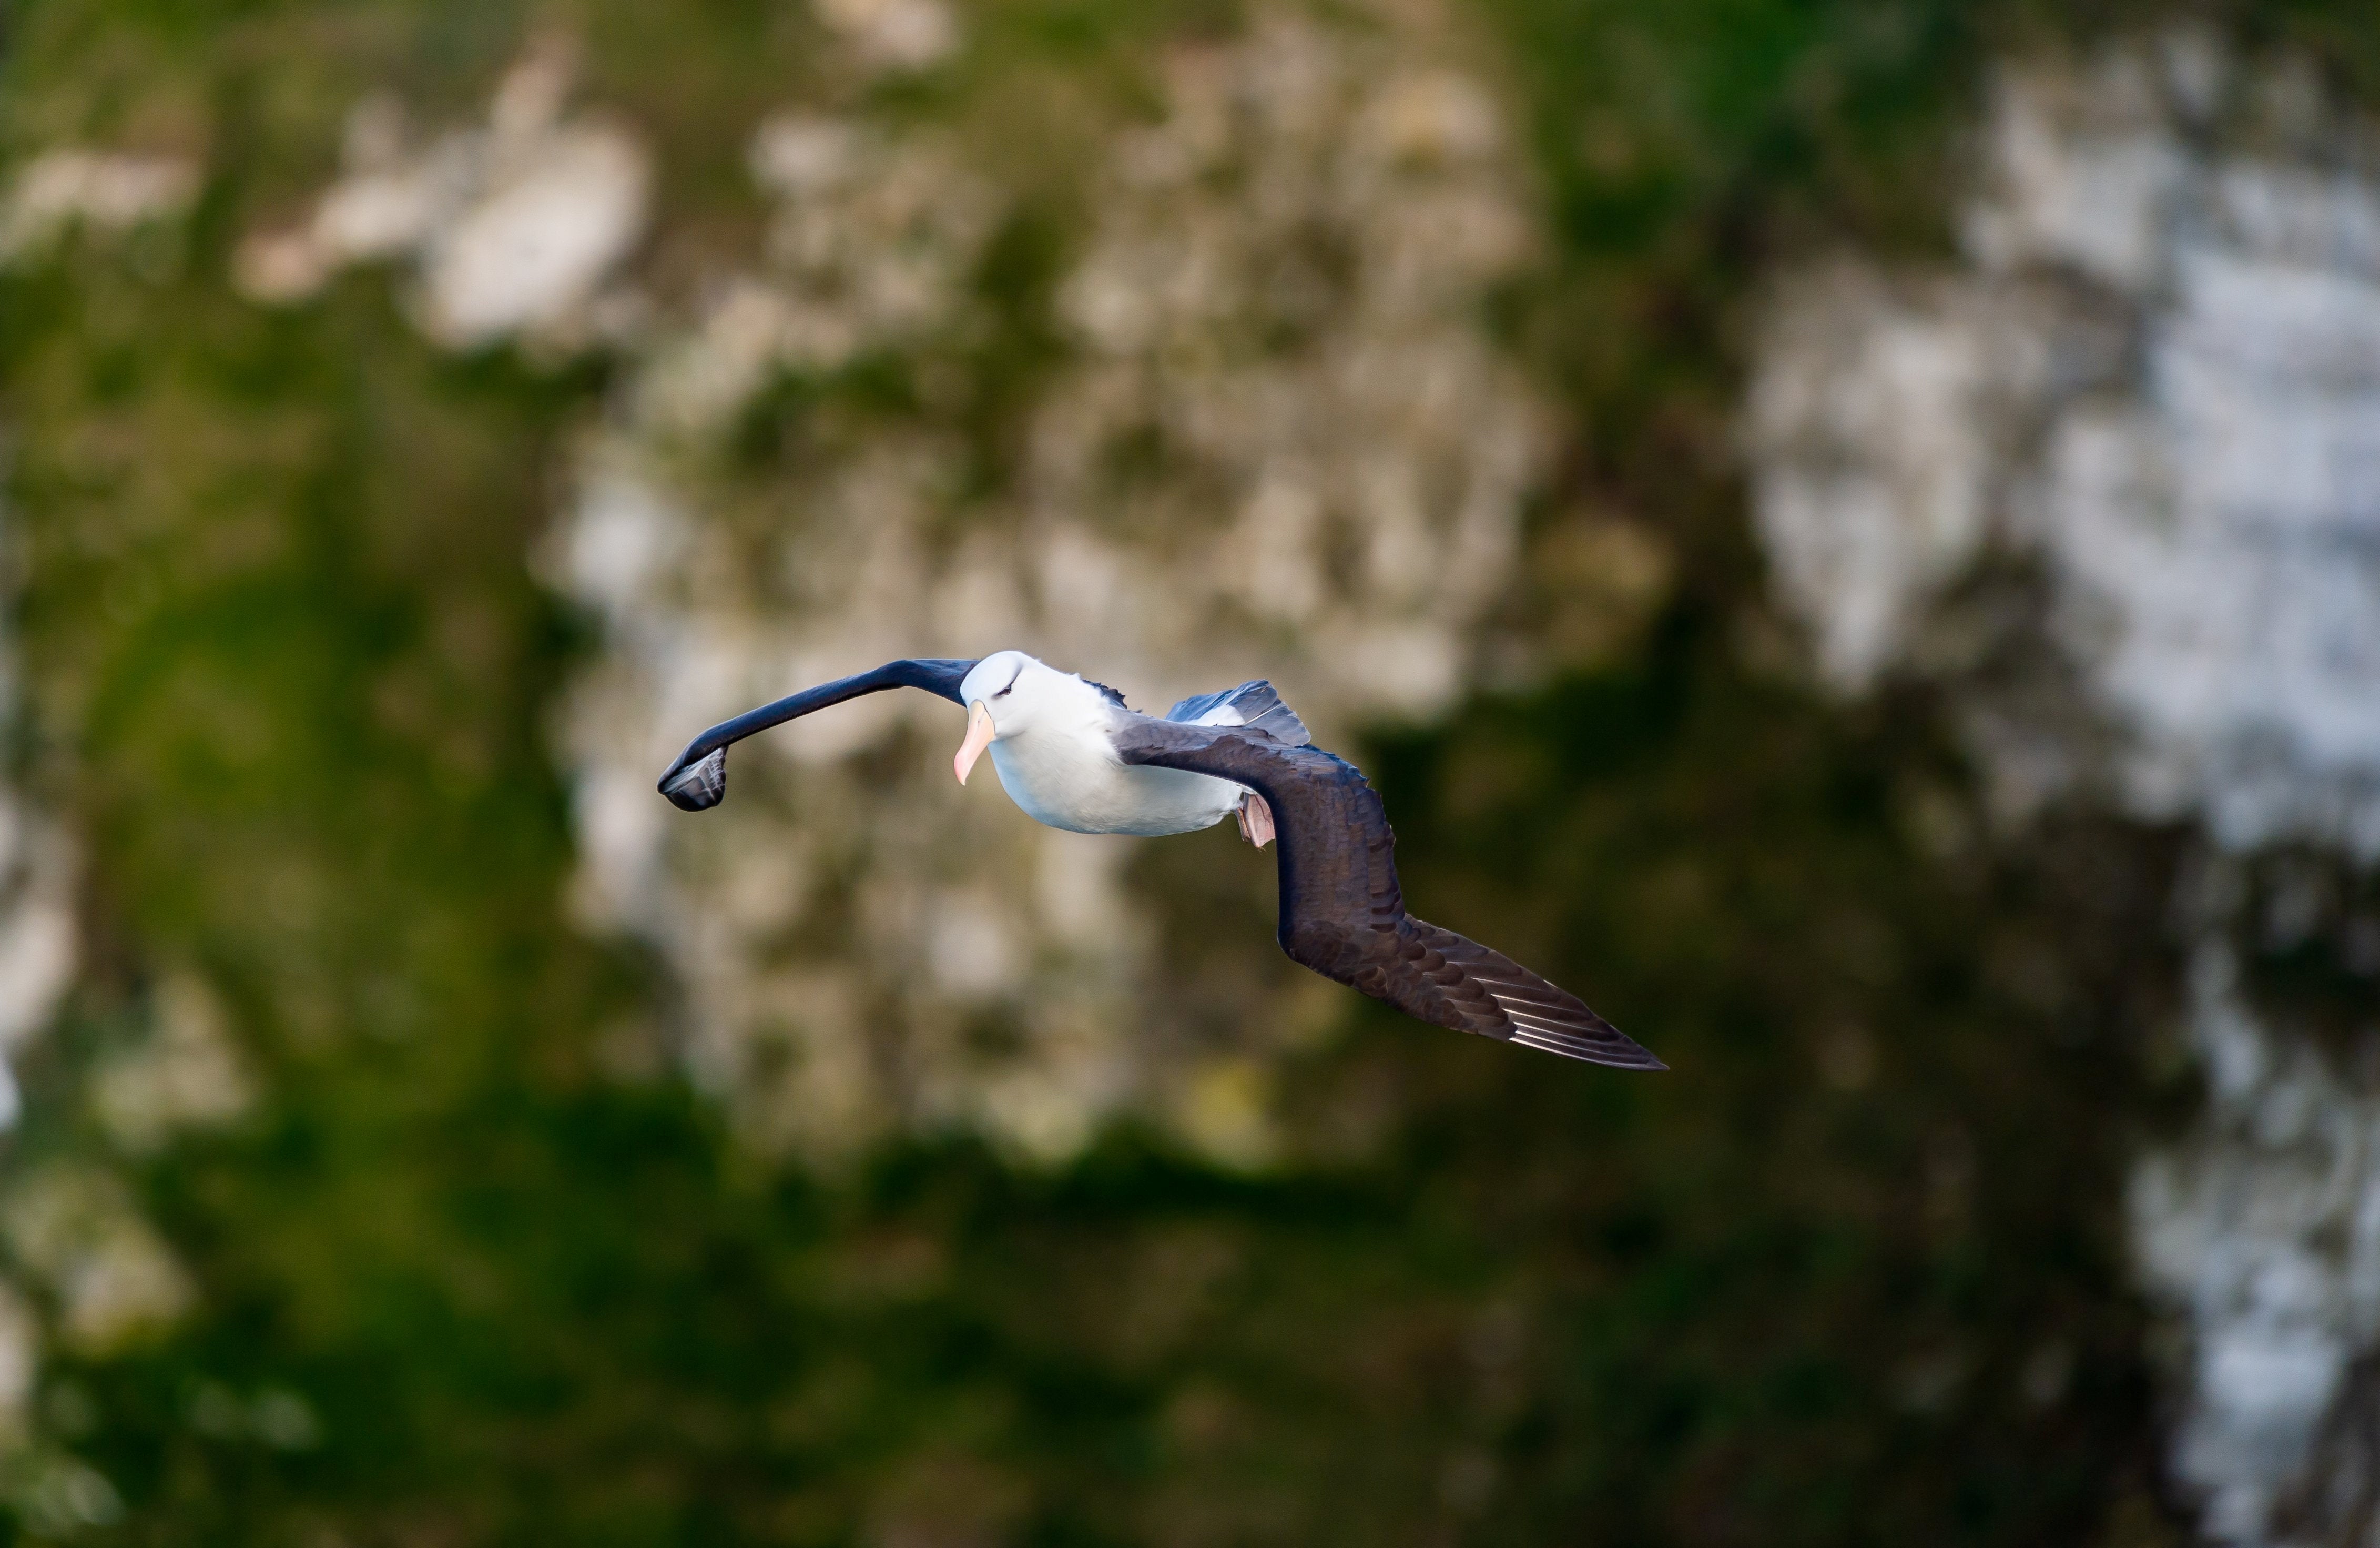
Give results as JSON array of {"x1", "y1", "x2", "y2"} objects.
[{"x1": 989, "y1": 729, "x2": 1242, "y2": 836}]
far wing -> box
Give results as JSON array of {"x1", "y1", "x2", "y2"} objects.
[
  {"x1": 1164, "y1": 680, "x2": 1311, "y2": 746},
  {"x1": 1113, "y1": 717, "x2": 1661, "y2": 1070},
  {"x1": 658, "y1": 657, "x2": 975, "y2": 812}
]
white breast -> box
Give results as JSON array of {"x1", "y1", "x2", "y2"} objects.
[{"x1": 989, "y1": 725, "x2": 1242, "y2": 836}]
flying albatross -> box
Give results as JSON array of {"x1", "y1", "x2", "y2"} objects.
[{"x1": 656, "y1": 653, "x2": 1662, "y2": 1070}]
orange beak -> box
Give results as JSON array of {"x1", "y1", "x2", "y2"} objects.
[{"x1": 954, "y1": 701, "x2": 996, "y2": 785}]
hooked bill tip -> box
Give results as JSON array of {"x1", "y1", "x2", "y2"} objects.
[{"x1": 661, "y1": 747, "x2": 728, "y2": 812}]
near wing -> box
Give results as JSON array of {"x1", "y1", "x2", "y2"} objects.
[
  {"x1": 1114, "y1": 717, "x2": 1663, "y2": 1070},
  {"x1": 657, "y1": 657, "x2": 975, "y2": 812}
]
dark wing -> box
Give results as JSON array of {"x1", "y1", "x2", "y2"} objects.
[
  {"x1": 1114, "y1": 718, "x2": 1661, "y2": 1070},
  {"x1": 1163, "y1": 680, "x2": 1311, "y2": 746},
  {"x1": 657, "y1": 657, "x2": 974, "y2": 812}
]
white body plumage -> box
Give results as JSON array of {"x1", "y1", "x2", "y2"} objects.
[{"x1": 960, "y1": 652, "x2": 1245, "y2": 836}]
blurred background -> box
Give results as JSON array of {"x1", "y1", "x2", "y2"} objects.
[{"x1": 2, "y1": 0, "x2": 2377, "y2": 1541}]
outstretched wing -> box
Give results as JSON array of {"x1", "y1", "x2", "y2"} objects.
[
  {"x1": 1113, "y1": 717, "x2": 1662, "y2": 1070},
  {"x1": 657, "y1": 657, "x2": 975, "y2": 812},
  {"x1": 1164, "y1": 680, "x2": 1311, "y2": 746}
]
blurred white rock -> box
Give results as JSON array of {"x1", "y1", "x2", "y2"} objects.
[
  {"x1": 1746, "y1": 267, "x2": 2015, "y2": 689},
  {"x1": 2, "y1": 1168, "x2": 190, "y2": 1354},
  {"x1": 812, "y1": 0, "x2": 960, "y2": 73},
  {"x1": 416, "y1": 122, "x2": 648, "y2": 348},
  {"x1": 237, "y1": 38, "x2": 650, "y2": 355},
  {"x1": 91, "y1": 972, "x2": 251, "y2": 1154},
  {"x1": 0, "y1": 149, "x2": 197, "y2": 264},
  {"x1": 0, "y1": 813, "x2": 77, "y2": 1129},
  {"x1": 1749, "y1": 41, "x2": 2380, "y2": 858},
  {"x1": 1748, "y1": 37, "x2": 2380, "y2": 1542},
  {"x1": 0, "y1": 622, "x2": 80, "y2": 1130},
  {"x1": 0, "y1": 1280, "x2": 37, "y2": 1442},
  {"x1": 2131, "y1": 930, "x2": 2380, "y2": 1543}
]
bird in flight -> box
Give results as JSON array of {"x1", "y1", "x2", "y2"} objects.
[{"x1": 657, "y1": 653, "x2": 1662, "y2": 1070}]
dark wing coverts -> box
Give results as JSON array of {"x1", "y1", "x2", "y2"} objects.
[
  {"x1": 658, "y1": 657, "x2": 974, "y2": 812},
  {"x1": 1115, "y1": 718, "x2": 1661, "y2": 1069}
]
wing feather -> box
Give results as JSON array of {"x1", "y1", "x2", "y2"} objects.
[
  {"x1": 657, "y1": 657, "x2": 974, "y2": 811},
  {"x1": 1163, "y1": 680, "x2": 1312, "y2": 747},
  {"x1": 1113, "y1": 716, "x2": 1661, "y2": 1070}
]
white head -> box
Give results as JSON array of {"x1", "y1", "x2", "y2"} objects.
[{"x1": 951, "y1": 651, "x2": 1112, "y2": 783}]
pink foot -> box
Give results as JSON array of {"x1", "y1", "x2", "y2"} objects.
[{"x1": 1236, "y1": 792, "x2": 1275, "y2": 848}]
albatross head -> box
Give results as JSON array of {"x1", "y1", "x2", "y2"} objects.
[{"x1": 952, "y1": 651, "x2": 1107, "y2": 784}]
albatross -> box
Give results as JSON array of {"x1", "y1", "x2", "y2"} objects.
[{"x1": 656, "y1": 653, "x2": 1662, "y2": 1070}]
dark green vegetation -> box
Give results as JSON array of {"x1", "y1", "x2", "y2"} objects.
[{"x1": 4, "y1": 0, "x2": 2377, "y2": 1543}]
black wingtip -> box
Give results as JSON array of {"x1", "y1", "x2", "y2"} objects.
[{"x1": 659, "y1": 747, "x2": 728, "y2": 812}]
